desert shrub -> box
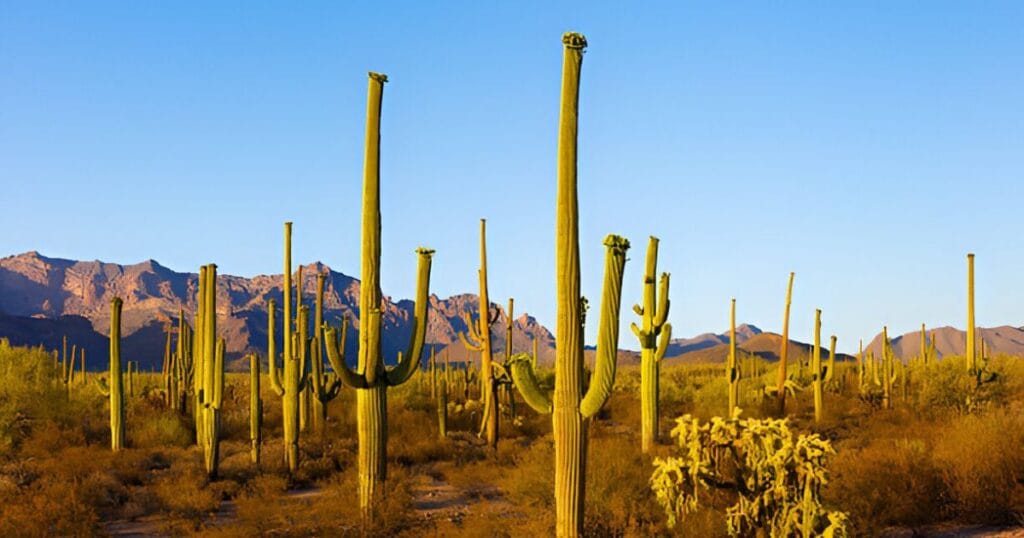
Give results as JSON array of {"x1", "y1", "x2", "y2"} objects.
[
  {"x1": 932, "y1": 408, "x2": 1024, "y2": 523},
  {"x1": 585, "y1": 433, "x2": 667, "y2": 536},
  {"x1": 915, "y1": 357, "x2": 1006, "y2": 415},
  {"x1": 651, "y1": 411, "x2": 848, "y2": 537}
]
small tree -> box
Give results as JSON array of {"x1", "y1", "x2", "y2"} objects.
[{"x1": 650, "y1": 410, "x2": 849, "y2": 537}]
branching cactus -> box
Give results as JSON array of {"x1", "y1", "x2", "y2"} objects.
[
  {"x1": 458, "y1": 218, "x2": 500, "y2": 450},
  {"x1": 268, "y1": 223, "x2": 312, "y2": 473},
  {"x1": 196, "y1": 264, "x2": 224, "y2": 479},
  {"x1": 507, "y1": 32, "x2": 630, "y2": 538},
  {"x1": 631, "y1": 236, "x2": 671, "y2": 453},
  {"x1": 250, "y1": 352, "x2": 262, "y2": 466},
  {"x1": 310, "y1": 272, "x2": 342, "y2": 433},
  {"x1": 727, "y1": 298, "x2": 739, "y2": 416},
  {"x1": 321, "y1": 71, "x2": 434, "y2": 519},
  {"x1": 96, "y1": 297, "x2": 125, "y2": 451}
]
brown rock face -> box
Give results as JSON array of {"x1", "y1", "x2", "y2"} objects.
[{"x1": 0, "y1": 252, "x2": 554, "y2": 371}]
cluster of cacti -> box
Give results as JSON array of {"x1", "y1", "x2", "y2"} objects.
[
  {"x1": 59, "y1": 336, "x2": 76, "y2": 395},
  {"x1": 250, "y1": 352, "x2": 262, "y2": 466},
  {"x1": 192, "y1": 264, "x2": 225, "y2": 478},
  {"x1": 96, "y1": 297, "x2": 125, "y2": 451},
  {"x1": 631, "y1": 236, "x2": 671, "y2": 453},
  {"x1": 650, "y1": 410, "x2": 849, "y2": 535},
  {"x1": 161, "y1": 312, "x2": 194, "y2": 412},
  {"x1": 507, "y1": 32, "x2": 630, "y2": 537},
  {"x1": 320, "y1": 71, "x2": 434, "y2": 520},
  {"x1": 458, "y1": 218, "x2": 500, "y2": 450}
]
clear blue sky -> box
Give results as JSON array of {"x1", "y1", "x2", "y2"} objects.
[{"x1": 2, "y1": 2, "x2": 1022, "y2": 352}]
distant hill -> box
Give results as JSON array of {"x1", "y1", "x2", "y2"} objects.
[
  {"x1": 664, "y1": 331, "x2": 854, "y2": 366},
  {"x1": 0, "y1": 251, "x2": 554, "y2": 371},
  {"x1": 864, "y1": 325, "x2": 1024, "y2": 361}
]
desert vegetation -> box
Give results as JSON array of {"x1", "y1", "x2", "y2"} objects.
[{"x1": 1, "y1": 31, "x2": 1023, "y2": 538}]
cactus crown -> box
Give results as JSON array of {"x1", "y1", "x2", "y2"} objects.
[
  {"x1": 603, "y1": 234, "x2": 630, "y2": 252},
  {"x1": 562, "y1": 32, "x2": 588, "y2": 49},
  {"x1": 416, "y1": 247, "x2": 436, "y2": 257},
  {"x1": 368, "y1": 71, "x2": 388, "y2": 83}
]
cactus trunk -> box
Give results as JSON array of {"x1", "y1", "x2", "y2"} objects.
[
  {"x1": 727, "y1": 298, "x2": 739, "y2": 416},
  {"x1": 250, "y1": 353, "x2": 262, "y2": 466},
  {"x1": 108, "y1": 298, "x2": 125, "y2": 451},
  {"x1": 966, "y1": 253, "x2": 975, "y2": 372},
  {"x1": 776, "y1": 272, "x2": 795, "y2": 415},
  {"x1": 812, "y1": 309, "x2": 823, "y2": 423},
  {"x1": 632, "y1": 236, "x2": 671, "y2": 453},
  {"x1": 321, "y1": 72, "x2": 434, "y2": 521}
]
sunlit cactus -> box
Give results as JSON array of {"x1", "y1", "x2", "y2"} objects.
[
  {"x1": 966, "y1": 253, "x2": 976, "y2": 373},
  {"x1": 631, "y1": 236, "x2": 671, "y2": 453},
  {"x1": 458, "y1": 218, "x2": 500, "y2": 450},
  {"x1": 195, "y1": 264, "x2": 224, "y2": 478},
  {"x1": 430, "y1": 346, "x2": 447, "y2": 438},
  {"x1": 811, "y1": 309, "x2": 824, "y2": 422},
  {"x1": 507, "y1": 32, "x2": 630, "y2": 538},
  {"x1": 765, "y1": 273, "x2": 797, "y2": 411},
  {"x1": 321, "y1": 71, "x2": 434, "y2": 520},
  {"x1": 250, "y1": 352, "x2": 262, "y2": 466},
  {"x1": 96, "y1": 297, "x2": 125, "y2": 451},
  {"x1": 727, "y1": 298, "x2": 738, "y2": 416},
  {"x1": 310, "y1": 272, "x2": 341, "y2": 434}
]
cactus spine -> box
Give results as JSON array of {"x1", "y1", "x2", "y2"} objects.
[
  {"x1": 98, "y1": 298, "x2": 125, "y2": 451},
  {"x1": 727, "y1": 298, "x2": 739, "y2": 416},
  {"x1": 458, "y1": 218, "x2": 499, "y2": 450},
  {"x1": 321, "y1": 72, "x2": 434, "y2": 519},
  {"x1": 508, "y1": 32, "x2": 630, "y2": 538},
  {"x1": 631, "y1": 236, "x2": 671, "y2": 453},
  {"x1": 250, "y1": 352, "x2": 262, "y2": 466},
  {"x1": 811, "y1": 309, "x2": 823, "y2": 422},
  {"x1": 966, "y1": 253, "x2": 976, "y2": 372}
]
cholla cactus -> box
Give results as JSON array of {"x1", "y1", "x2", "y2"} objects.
[
  {"x1": 321, "y1": 71, "x2": 434, "y2": 519},
  {"x1": 631, "y1": 236, "x2": 671, "y2": 453},
  {"x1": 507, "y1": 32, "x2": 630, "y2": 538},
  {"x1": 650, "y1": 410, "x2": 849, "y2": 536}
]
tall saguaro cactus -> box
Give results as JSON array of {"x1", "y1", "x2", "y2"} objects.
[
  {"x1": 508, "y1": 32, "x2": 630, "y2": 538},
  {"x1": 97, "y1": 297, "x2": 125, "y2": 451},
  {"x1": 322, "y1": 72, "x2": 434, "y2": 519},
  {"x1": 772, "y1": 272, "x2": 795, "y2": 415},
  {"x1": 966, "y1": 253, "x2": 976, "y2": 373},
  {"x1": 459, "y1": 218, "x2": 499, "y2": 450},
  {"x1": 631, "y1": 236, "x2": 671, "y2": 453},
  {"x1": 811, "y1": 309, "x2": 824, "y2": 423},
  {"x1": 727, "y1": 298, "x2": 739, "y2": 416},
  {"x1": 196, "y1": 264, "x2": 224, "y2": 479},
  {"x1": 250, "y1": 353, "x2": 262, "y2": 466}
]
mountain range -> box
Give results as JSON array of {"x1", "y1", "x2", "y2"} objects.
[{"x1": 1, "y1": 251, "x2": 1021, "y2": 371}]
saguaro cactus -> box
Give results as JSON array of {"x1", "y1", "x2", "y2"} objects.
[
  {"x1": 196, "y1": 264, "x2": 224, "y2": 479},
  {"x1": 250, "y1": 352, "x2": 262, "y2": 466},
  {"x1": 459, "y1": 218, "x2": 499, "y2": 450},
  {"x1": 826, "y1": 335, "x2": 837, "y2": 385},
  {"x1": 770, "y1": 273, "x2": 795, "y2": 415},
  {"x1": 631, "y1": 236, "x2": 671, "y2": 453},
  {"x1": 507, "y1": 32, "x2": 630, "y2": 538},
  {"x1": 268, "y1": 223, "x2": 312, "y2": 473},
  {"x1": 966, "y1": 253, "x2": 976, "y2": 373},
  {"x1": 430, "y1": 347, "x2": 447, "y2": 438},
  {"x1": 310, "y1": 272, "x2": 341, "y2": 433},
  {"x1": 97, "y1": 298, "x2": 125, "y2": 451},
  {"x1": 727, "y1": 298, "x2": 739, "y2": 416},
  {"x1": 881, "y1": 326, "x2": 898, "y2": 410},
  {"x1": 321, "y1": 71, "x2": 434, "y2": 519},
  {"x1": 811, "y1": 309, "x2": 824, "y2": 422}
]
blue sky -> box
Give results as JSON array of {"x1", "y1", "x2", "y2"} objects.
[{"x1": 2, "y1": 2, "x2": 1022, "y2": 352}]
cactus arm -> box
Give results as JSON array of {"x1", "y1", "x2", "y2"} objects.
[
  {"x1": 267, "y1": 299, "x2": 285, "y2": 397},
  {"x1": 212, "y1": 338, "x2": 225, "y2": 409},
  {"x1": 655, "y1": 323, "x2": 672, "y2": 362},
  {"x1": 323, "y1": 323, "x2": 368, "y2": 389},
  {"x1": 509, "y1": 353, "x2": 553, "y2": 414},
  {"x1": 385, "y1": 248, "x2": 434, "y2": 387},
  {"x1": 632, "y1": 304, "x2": 643, "y2": 316},
  {"x1": 654, "y1": 273, "x2": 671, "y2": 328},
  {"x1": 580, "y1": 234, "x2": 630, "y2": 418},
  {"x1": 458, "y1": 329, "x2": 484, "y2": 352}
]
